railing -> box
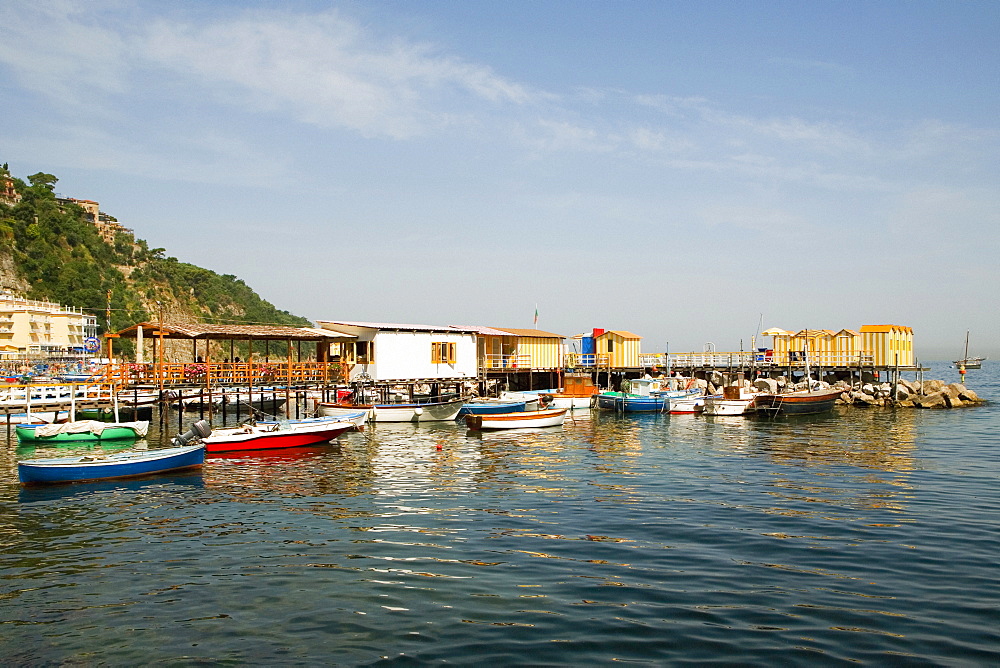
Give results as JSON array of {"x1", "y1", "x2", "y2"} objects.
[
  {"x1": 639, "y1": 354, "x2": 668, "y2": 367},
  {"x1": 564, "y1": 353, "x2": 611, "y2": 368},
  {"x1": 102, "y1": 361, "x2": 347, "y2": 387},
  {"x1": 481, "y1": 354, "x2": 532, "y2": 369}
]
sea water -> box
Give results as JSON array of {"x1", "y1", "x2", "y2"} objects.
[{"x1": 0, "y1": 360, "x2": 997, "y2": 664}]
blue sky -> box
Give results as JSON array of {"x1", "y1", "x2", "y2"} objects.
[{"x1": 1, "y1": 1, "x2": 997, "y2": 359}]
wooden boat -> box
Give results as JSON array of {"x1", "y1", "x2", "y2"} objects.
[
  {"x1": 1, "y1": 409, "x2": 63, "y2": 425},
  {"x1": 954, "y1": 357, "x2": 986, "y2": 370},
  {"x1": 752, "y1": 388, "x2": 842, "y2": 416},
  {"x1": 465, "y1": 408, "x2": 567, "y2": 430},
  {"x1": 596, "y1": 379, "x2": 700, "y2": 413},
  {"x1": 954, "y1": 331, "x2": 985, "y2": 369},
  {"x1": 315, "y1": 397, "x2": 465, "y2": 423},
  {"x1": 18, "y1": 444, "x2": 205, "y2": 485},
  {"x1": 170, "y1": 388, "x2": 287, "y2": 411},
  {"x1": 541, "y1": 373, "x2": 599, "y2": 409},
  {"x1": 595, "y1": 392, "x2": 668, "y2": 412},
  {"x1": 15, "y1": 420, "x2": 149, "y2": 443},
  {"x1": 457, "y1": 399, "x2": 527, "y2": 417},
  {"x1": 668, "y1": 393, "x2": 707, "y2": 414},
  {"x1": 702, "y1": 387, "x2": 760, "y2": 416},
  {"x1": 75, "y1": 405, "x2": 154, "y2": 423},
  {"x1": 201, "y1": 419, "x2": 355, "y2": 453},
  {"x1": 544, "y1": 394, "x2": 595, "y2": 409},
  {"x1": 257, "y1": 412, "x2": 368, "y2": 430}
]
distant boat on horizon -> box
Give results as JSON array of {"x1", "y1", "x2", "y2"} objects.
[{"x1": 954, "y1": 331, "x2": 986, "y2": 369}]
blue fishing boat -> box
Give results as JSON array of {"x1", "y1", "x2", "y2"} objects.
[
  {"x1": 18, "y1": 444, "x2": 206, "y2": 485},
  {"x1": 596, "y1": 378, "x2": 701, "y2": 413},
  {"x1": 457, "y1": 399, "x2": 527, "y2": 417},
  {"x1": 595, "y1": 392, "x2": 668, "y2": 412}
]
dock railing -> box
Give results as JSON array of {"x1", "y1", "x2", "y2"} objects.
[
  {"x1": 481, "y1": 354, "x2": 533, "y2": 370},
  {"x1": 101, "y1": 361, "x2": 345, "y2": 387},
  {"x1": 564, "y1": 353, "x2": 611, "y2": 368}
]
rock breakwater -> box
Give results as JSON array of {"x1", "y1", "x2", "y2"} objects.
[{"x1": 689, "y1": 370, "x2": 984, "y2": 409}]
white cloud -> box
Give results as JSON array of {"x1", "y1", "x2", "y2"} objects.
[
  {"x1": 138, "y1": 10, "x2": 535, "y2": 139},
  {"x1": 0, "y1": 1, "x2": 129, "y2": 108}
]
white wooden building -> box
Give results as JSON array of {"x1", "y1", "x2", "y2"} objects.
[{"x1": 315, "y1": 320, "x2": 480, "y2": 382}]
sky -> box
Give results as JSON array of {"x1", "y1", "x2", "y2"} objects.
[{"x1": 1, "y1": 0, "x2": 998, "y2": 360}]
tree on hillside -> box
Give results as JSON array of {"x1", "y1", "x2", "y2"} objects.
[{"x1": 27, "y1": 172, "x2": 58, "y2": 191}]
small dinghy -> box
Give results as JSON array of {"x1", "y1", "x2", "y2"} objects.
[
  {"x1": 18, "y1": 444, "x2": 205, "y2": 485},
  {"x1": 15, "y1": 420, "x2": 150, "y2": 443},
  {"x1": 465, "y1": 408, "x2": 567, "y2": 430},
  {"x1": 17, "y1": 421, "x2": 211, "y2": 485}
]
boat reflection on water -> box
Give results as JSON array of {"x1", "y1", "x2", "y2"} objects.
[
  {"x1": 15, "y1": 438, "x2": 149, "y2": 459},
  {"x1": 17, "y1": 469, "x2": 204, "y2": 504},
  {"x1": 207, "y1": 445, "x2": 330, "y2": 462}
]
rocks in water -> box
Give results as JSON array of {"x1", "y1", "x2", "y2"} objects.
[
  {"x1": 753, "y1": 378, "x2": 778, "y2": 393},
  {"x1": 960, "y1": 387, "x2": 981, "y2": 402},
  {"x1": 750, "y1": 375, "x2": 985, "y2": 409},
  {"x1": 913, "y1": 392, "x2": 947, "y2": 409}
]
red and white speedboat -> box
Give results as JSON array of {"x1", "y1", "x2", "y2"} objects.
[{"x1": 202, "y1": 418, "x2": 356, "y2": 453}]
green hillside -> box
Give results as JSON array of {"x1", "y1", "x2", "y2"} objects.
[{"x1": 0, "y1": 164, "x2": 310, "y2": 340}]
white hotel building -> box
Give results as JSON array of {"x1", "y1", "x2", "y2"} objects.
[{"x1": 0, "y1": 291, "x2": 98, "y2": 358}]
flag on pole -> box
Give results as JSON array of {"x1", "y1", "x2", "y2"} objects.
[{"x1": 533, "y1": 305, "x2": 538, "y2": 327}]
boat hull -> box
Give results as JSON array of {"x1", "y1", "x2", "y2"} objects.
[
  {"x1": 202, "y1": 422, "x2": 354, "y2": 453},
  {"x1": 702, "y1": 397, "x2": 754, "y2": 416},
  {"x1": 466, "y1": 408, "x2": 567, "y2": 430},
  {"x1": 18, "y1": 444, "x2": 205, "y2": 485},
  {"x1": 316, "y1": 398, "x2": 464, "y2": 423},
  {"x1": 16, "y1": 421, "x2": 148, "y2": 443},
  {"x1": 595, "y1": 393, "x2": 667, "y2": 412},
  {"x1": 544, "y1": 394, "x2": 595, "y2": 410},
  {"x1": 457, "y1": 400, "x2": 527, "y2": 416},
  {"x1": 753, "y1": 389, "x2": 841, "y2": 415},
  {"x1": 669, "y1": 395, "x2": 706, "y2": 414}
]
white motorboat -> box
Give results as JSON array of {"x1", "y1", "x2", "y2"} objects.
[{"x1": 316, "y1": 397, "x2": 465, "y2": 423}]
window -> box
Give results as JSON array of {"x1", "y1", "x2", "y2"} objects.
[
  {"x1": 607, "y1": 339, "x2": 614, "y2": 353},
  {"x1": 431, "y1": 341, "x2": 456, "y2": 364},
  {"x1": 355, "y1": 341, "x2": 372, "y2": 365}
]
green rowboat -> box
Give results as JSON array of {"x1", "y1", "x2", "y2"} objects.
[{"x1": 15, "y1": 420, "x2": 149, "y2": 444}]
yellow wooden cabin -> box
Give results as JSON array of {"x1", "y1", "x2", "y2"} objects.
[
  {"x1": 860, "y1": 325, "x2": 914, "y2": 367},
  {"x1": 471, "y1": 327, "x2": 565, "y2": 370},
  {"x1": 763, "y1": 324, "x2": 914, "y2": 367},
  {"x1": 569, "y1": 329, "x2": 643, "y2": 369}
]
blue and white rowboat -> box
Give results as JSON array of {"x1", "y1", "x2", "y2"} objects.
[
  {"x1": 457, "y1": 400, "x2": 527, "y2": 417},
  {"x1": 18, "y1": 444, "x2": 205, "y2": 485}
]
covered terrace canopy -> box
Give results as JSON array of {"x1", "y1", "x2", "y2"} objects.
[
  {"x1": 105, "y1": 322, "x2": 357, "y2": 387},
  {"x1": 112, "y1": 322, "x2": 355, "y2": 343}
]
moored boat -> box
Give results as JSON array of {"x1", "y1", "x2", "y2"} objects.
[
  {"x1": 544, "y1": 394, "x2": 595, "y2": 409},
  {"x1": 457, "y1": 399, "x2": 527, "y2": 417},
  {"x1": 541, "y1": 373, "x2": 600, "y2": 410},
  {"x1": 953, "y1": 331, "x2": 986, "y2": 369},
  {"x1": 201, "y1": 419, "x2": 356, "y2": 453},
  {"x1": 752, "y1": 388, "x2": 842, "y2": 416},
  {"x1": 668, "y1": 393, "x2": 707, "y2": 414},
  {"x1": 595, "y1": 392, "x2": 668, "y2": 412},
  {"x1": 18, "y1": 444, "x2": 205, "y2": 485},
  {"x1": 954, "y1": 357, "x2": 986, "y2": 369},
  {"x1": 315, "y1": 397, "x2": 465, "y2": 423},
  {"x1": 1, "y1": 410, "x2": 63, "y2": 425},
  {"x1": 702, "y1": 387, "x2": 759, "y2": 416},
  {"x1": 15, "y1": 420, "x2": 149, "y2": 443},
  {"x1": 465, "y1": 408, "x2": 567, "y2": 430}
]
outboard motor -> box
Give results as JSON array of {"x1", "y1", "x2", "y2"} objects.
[{"x1": 172, "y1": 419, "x2": 212, "y2": 446}]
